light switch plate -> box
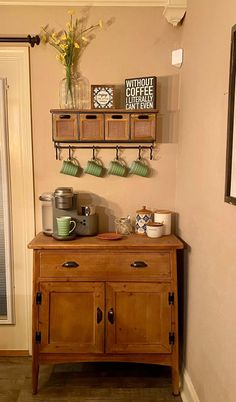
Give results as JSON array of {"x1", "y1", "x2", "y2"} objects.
[{"x1": 172, "y1": 48, "x2": 183, "y2": 68}]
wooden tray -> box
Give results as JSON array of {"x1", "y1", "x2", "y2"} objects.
[{"x1": 97, "y1": 233, "x2": 123, "y2": 240}]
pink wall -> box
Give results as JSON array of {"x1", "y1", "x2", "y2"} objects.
[
  {"x1": 176, "y1": 0, "x2": 236, "y2": 401},
  {"x1": 1, "y1": 2, "x2": 236, "y2": 400},
  {"x1": 0, "y1": 5, "x2": 181, "y2": 232}
]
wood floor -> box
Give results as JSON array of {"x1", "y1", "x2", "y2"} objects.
[{"x1": 0, "y1": 357, "x2": 183, "y2": 402}]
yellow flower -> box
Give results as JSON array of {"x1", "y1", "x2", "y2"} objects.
[
  {"x1": 60, "y1": 44, "x2": 68, "y2": 51},
  {"x1": 40, "y1": 9, "x2": 104, "y2": 72},
  {"x1": 41, "y1": 34, "x2": 47, "y2": 43}
]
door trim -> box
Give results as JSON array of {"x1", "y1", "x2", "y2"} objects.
[{"x1": 0, "y1": 47, "x2": 35, "y2": 352}]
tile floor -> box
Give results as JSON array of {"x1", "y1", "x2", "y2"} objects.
[{"x1": 0, "y1": 357, "x2": 183, "y2": 402}]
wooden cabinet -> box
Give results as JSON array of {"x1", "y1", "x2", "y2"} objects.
[
  {"x1": 51, "y1": 109, "x2": 157, "y2": 143},
  {"x1": 28, "y1": 233, "x2": 183, "y2": 395}
]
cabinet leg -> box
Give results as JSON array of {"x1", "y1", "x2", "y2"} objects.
[
  {"x1": 171, "y1": 366, "x2": 180, "y2": 396},
  {"x1": 32, "y1": 358, "x2": 39, "y2": 394}
]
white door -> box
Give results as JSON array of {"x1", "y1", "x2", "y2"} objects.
[{"x1": 0, "y1": 47, "x2": 35, "y2": 353}]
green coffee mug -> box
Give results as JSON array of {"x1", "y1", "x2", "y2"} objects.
[
  {"x1": 84, "y1": 159, "x2": 103, "y2": 177},
  {"x1": 108, "y1": 160, "x2": 127, "y2": 177},
  {"x1": 129, "y1": 159, "x2": 149, "y2": 177},
  {"x1": 60, "y1": 158, "x2": 81, "y2": 177},
  {"x1": 56, "y1": 216, "x2": 76, "y2": 237}
]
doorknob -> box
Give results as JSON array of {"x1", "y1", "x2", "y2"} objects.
[
  {"x1": 108, "y1": 308, "x2": 114, "y2": 324},
  {"x1": 97, "y1": 307, "x2": 103, "y2": 324}
]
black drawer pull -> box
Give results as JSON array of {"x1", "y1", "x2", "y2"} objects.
[
  {"x1": 97, "y1": 307, "x2": 103, "y2": 324},
  {"x1": 62, "y1": 261, "x2": 79, "y2": 268},
  {"x1": 59, "y1": 114, "x2": 71, "y2": 119},
  {"x1": 111, "y1": 115, "x2": 123, "y2": 119},
  {"x1": 138, "y1": 115, "x2": 149, "y2": 119},
  {"x1": 85, "y1": 115, "x2": 97, "y2": 119},
  {"x1": 130, "y1": 261, "x2": 148, "y2": 268},
  {"x1": 108, "y1": 308, "x2": 114, "y2": 324}
]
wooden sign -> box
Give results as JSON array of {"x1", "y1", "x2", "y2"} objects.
[
  {"x1": 125, "y1": 76, "x2": 156, "y2": 110},
  {"x1": 91, "y1": 85, "x2": 114, "y2": 109}
]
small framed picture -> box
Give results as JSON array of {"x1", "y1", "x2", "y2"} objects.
[
  {"x1": 125, "y1": 76, "x2": 157, "y2": 110},
  {"x1": 91, "y1": 85, "x2": 114, "y2": 109}
]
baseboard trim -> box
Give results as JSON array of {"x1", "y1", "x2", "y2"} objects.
[
  {"x1": 181, "y1": 369, "x2": 200, "y2": 402},
  {"x1": 0, "y1": 350, "x2": 30, "y2": 357}
]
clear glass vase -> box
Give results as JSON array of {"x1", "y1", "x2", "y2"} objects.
[
  {"x1": 59, "y1": 73, "x2": 79, "y2": 109},
  {"x1": 75, "y1": 70, "x2": 90, "y2": 109},
  {"x1": 59, "y1": 69, "x2": 90, "y2": 109}
]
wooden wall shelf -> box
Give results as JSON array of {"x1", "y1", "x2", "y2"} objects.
[{"x1": 50, "y1": 109, "x2": 158, "y2": 144}]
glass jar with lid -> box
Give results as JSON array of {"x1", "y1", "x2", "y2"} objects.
[{"x1": 115, "y1": 216, "x2": 132, "y2": 235}]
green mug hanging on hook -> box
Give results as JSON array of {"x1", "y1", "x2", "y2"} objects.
[
  {"x1": 84, "y1": 146, "x2": 104, "y2": 177},
  {"x1": 129, "y1": 146, "x2": 150, "y2": 177},
  {"x1": 108, "y1": 146, "x2": 128, "y2": 177},
  {"x1": 60, "y1": 146, "x2": 81, "y2": 177}
]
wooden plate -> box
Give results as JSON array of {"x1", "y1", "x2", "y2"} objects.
[{"x1": 97, "y1": 232, "x2": 123, "y2": 240}]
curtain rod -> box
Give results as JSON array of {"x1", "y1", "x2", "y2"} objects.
[{"x1": 0, "y1": 35, "x2": 40, "y2": 47}]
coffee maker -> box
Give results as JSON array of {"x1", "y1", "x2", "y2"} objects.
[{"x1": 40, "y1": 187, "x2": 98, "y2": 237}]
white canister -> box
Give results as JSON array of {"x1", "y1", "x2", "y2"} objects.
[
  {"x1": 154, "y1": 210, "x2": 172, "y2": 235},
  {"x1": 146, "y1": 222, "x2": 163, "y2": 238}
]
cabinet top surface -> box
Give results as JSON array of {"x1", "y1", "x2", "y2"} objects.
[{"x1": 28, "y1": 232, "x2": 184, "y2": 251}]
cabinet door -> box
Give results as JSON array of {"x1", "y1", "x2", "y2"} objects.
[
  {"x1": 39, "y1": 282, "x2": 104, "y2": 354},
  {"x1": 106, "y1": 282, "x2": 172, "y2": 354}
]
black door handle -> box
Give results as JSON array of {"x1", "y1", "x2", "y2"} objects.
[
  {"x1": 108, "y1": 308, "x2": 114, "y2": 324},
  {"x1": 130, "y1": 261, "x2": 148, "y2": 268},
  {"x1": 62, "y1": 261, "x2": 79, "y2": 268},
  {"x1": 97, "y1": 307, "x2": 103, "y2": 324}
]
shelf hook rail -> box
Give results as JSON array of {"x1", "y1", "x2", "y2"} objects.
[{"x1": 54, "y1": 143, "x2": 155, "y2": 160}]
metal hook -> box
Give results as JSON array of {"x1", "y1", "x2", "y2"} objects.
[
  {"x1": 55, "y1": 143, "x2": 62, "y2": 160},
  {"x1": 68, "y1": 145, "x2": 72, "y2": 160},
  {"x1": 150, "y1": 145, "x2": 153, "y2": 161},
  {"x1": 138, "y1": 145, "x2": 142, "y2": 160},
  {"x1": 116, "y1": 145, "x2": 119, "y2": 160},
  {"x1": 92, "y1": 146, "x2": 96, "y2": 160}
]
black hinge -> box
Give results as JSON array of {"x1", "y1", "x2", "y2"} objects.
[
  {"x1": 36, "y1": 292, "x2": 42, "y2": 305},
  {"x1": 168, "y1": 292, "x2": 174, "y2": 305},
  {"x1": 169, "y1": 332, "x2": 175, "y2": 345},
  {"x1": 35, "y1": 331, "x2": 41, "y2": 344}
]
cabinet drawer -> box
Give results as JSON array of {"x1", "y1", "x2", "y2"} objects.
[
  {"x1": 52, "y1": 113, "x2": 78, "y2": 141},
  {"x1": 79, "y1": 113, "x2": 104, "y2": 141},
  {"x1": 105, "y1": 113, "x2": 130, "y2": 141},
  {"x1": 131, "y1": 113, "x2": 156, "y2": 141},
  {"x1": 39, "y1": 251, "x2": 171, "y2": 280}
]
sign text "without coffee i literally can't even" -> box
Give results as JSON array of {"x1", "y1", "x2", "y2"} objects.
[{"x1": 125, "y1": 76, "x2": 157, "y2": 110}]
